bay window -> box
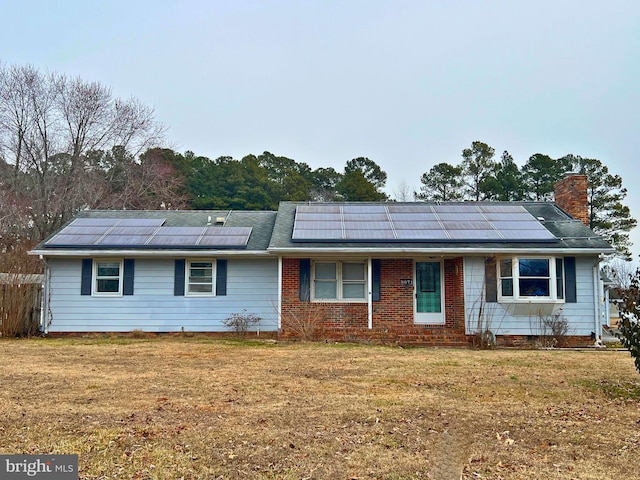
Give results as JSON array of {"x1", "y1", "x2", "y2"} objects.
[{"x1": 498, "y1": 256, "x2": 564, "y2": 302}]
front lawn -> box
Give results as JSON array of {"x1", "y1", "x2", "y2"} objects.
[{"x1": 1, "y1": 337, "x2": 638, "y2": 479}]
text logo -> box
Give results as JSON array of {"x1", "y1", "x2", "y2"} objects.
[{"x1": 0, "y1": 455, "x2": 78, "y2": 479}]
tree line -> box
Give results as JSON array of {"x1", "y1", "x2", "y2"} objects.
[{"x1": 0, "y1": 63, "x2": 636, "y2": 260}]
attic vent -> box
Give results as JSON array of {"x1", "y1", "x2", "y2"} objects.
[{"x1": 215, "y1": 216, "x2": 226, "y2": 225}]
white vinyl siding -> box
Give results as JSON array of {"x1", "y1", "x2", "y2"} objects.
[{"x1": 46, "y1": 257, "x2": 278, "y2": 332}]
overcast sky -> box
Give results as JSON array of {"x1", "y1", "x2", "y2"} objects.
[{"x1": 3, "y1": 0, "x2": 639, "y2": 260}]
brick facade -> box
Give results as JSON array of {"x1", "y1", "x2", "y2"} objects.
[{"x1": 280, "y1": 257, "x2": 469, "y2": 346}]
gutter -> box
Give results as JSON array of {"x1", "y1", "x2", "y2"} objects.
[
  {"x1": 29, "y1": 249, "x2": 274, "y2": 257},
  {"x1": 267, "y1": 247, "x2": 616, "y2": 256}
]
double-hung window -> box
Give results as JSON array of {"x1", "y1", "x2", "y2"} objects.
[
  {"x1": 186, "y1": 260, "x2": 215, "y2": 296},
  {"x1": 498, "y1": 256, "x2": 564, "y2": 302},
  {"x1": 312, "y1": 261, "x2": 366, "y2": 301},
  {"x1": 93, "y1": 260, "x2": 123, "y2": 296}
]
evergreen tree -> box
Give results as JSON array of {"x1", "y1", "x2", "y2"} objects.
[
  {"x1": 416, "y1": 163, "x2": 464, "y2": 201},
  {"x1": 562, "y1": 155, "x2": 637, "y2": 259},
  {"x1": 461, "y1": 141, "x2": 497, "y2": 200},
  {"x1": 494, "y1": 151, "x2": 524, "y2": 201},
  {"x1": 521, "y1": 153, "x2": 563, "y2": 201}
]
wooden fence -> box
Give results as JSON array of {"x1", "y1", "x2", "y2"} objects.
[{"x1": 0, "y1": 283, "x2": 42, "y2": 336}]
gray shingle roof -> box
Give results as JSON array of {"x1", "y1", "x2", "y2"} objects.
[{"x1": 33, "y1": 201, "x2": 615, "y2": 256}]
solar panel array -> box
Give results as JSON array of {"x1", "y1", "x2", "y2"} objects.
[
  {"x1": 291, "y1": 204, "x2": 557, "y2": 242},
  {"x1": 45, "y1": 218, "x2": 252, "y2": 248}
]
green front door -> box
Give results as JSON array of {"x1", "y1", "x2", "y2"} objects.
[{"x1": 414, "y1": 261, "x2": 444, "y2": 324}]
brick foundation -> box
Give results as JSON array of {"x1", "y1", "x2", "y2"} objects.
[{"x1": 496, "y1": 335, "x2": 594, "y2": 348}]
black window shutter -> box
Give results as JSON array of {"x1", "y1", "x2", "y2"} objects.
[
  {"x1": 216, "y1": 259, "x2": 227, "y2": 296},
  {"x1": 81, "y1": 259, "x2": 92, "y2": 296},
  {"x1": 564, "y1": 257, "x2": 577, "y2": 303},
  {"x1": 174, "y1": 259, "x2": 185, "y2": 296},
  {"x1": 485, "y1": 257, "x2": 497, "y2": 302},
  {"x1": 123, "y1": 259, "x2": 135, "y2": 296},
  {"x1": 299, "y1": 259, "x2": 311, "y2": 302},
  {"x1": 372, "y1": 259, "x2": 381, "y2": 302}
]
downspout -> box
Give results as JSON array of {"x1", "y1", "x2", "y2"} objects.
[
  {"x1": 592, "y1": 258, "x2": 601, "y2": 340},
  {"x1": 277, "y1": 256, "x2": 282, "y2": 330},
  {"x1": 367, "y1": 257, "x2": 373, "y2": 329},
  {"x1": 39, "y1": 255, "x2": 50, "y2": 335}
]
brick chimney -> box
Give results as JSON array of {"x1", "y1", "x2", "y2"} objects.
[{"x1": 553, "y1": 173, "x2": 589, "y2": 227}]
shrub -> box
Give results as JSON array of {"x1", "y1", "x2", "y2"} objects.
[
  {"x1": 530, "y1": 310, "x2": 569, "y2": 348},
  {"x1": 615, "y1": 267, "x2": 640, "y2": 374},
  {"x1": 223, "y1": 309, "x2": 261, "y2": 337},
  {"x1": 280, "y1": 302, "x2": 327, "y2": 341}
]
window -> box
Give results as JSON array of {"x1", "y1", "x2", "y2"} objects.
[
  {"x1": 498, "y1": 256, "x2": 564, "y2": 302},
  {"x1": 93, "y1": 260, "x2": 123, "y2": 296},
  {"x1": 312, "y1": 261, "x2": 366, "y2": 301},
  {"x1": 186, "y1": 260, "x2": 215, "y2": 296}
]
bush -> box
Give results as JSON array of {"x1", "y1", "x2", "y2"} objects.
[
  {"x1": 615, "y1": 267, "x2": 640, "y2": 374},
  {"x1": 223, "y1": 309, "x2": 261, "y2": 337},
  {"x1": 280, "y1": 302, "x2": 327, "y2": 341}
]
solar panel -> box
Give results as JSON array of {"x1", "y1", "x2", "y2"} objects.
[
  {"x1": 96, "y1": 235, "x2": 152, "y2": 246},
  {"x1": 440, "y1": 221, "x2": 491, "y2": 230},
  {"x1": 198, "y1": 235, "x2": 249, "y2": 246},
  {"x1": 392, "y1": 221, "x2": 442, "y2": 230},
  {"x1": 388, "y1": 212, "x2": 438, "y2": 222},
  {"x1": 344, "y1": 221, "x2": 392, "y2": 230},
  {"x1": 343, "y1": 213, "x2": 388, "y2": 221},
  {"x1": 57, "y1": 225, "x2": 111, "y2": 235},
  {"x1": 291, "y1": 204, "x2": 558, "y2": 243},
  {"x1": 292, "y1": 229, "x2": 343, "y2": 240},
  {"x1": 199, "y1": 227, "x2": 252, "y2": 247},
  {"x1": 45, "y1": 234, "x2": 104, "y2": 246},
  {"x1": 146, "y1": 227, "x2": 204, "y2": 246},
  {"x1": 118, "y1": 218, "x2": 166, "y2": 227},
  {"x1": 345, "y1": 229, "x2": 396, "y2": 240},
  {"x1": 109, "y1": 225, "x2": 159, "y2": 235},
  {"x1": 433, "y1": 204, "x2": 479, "y2": 213},
  {"x1": 146, "y1": 235, "x2": 201, "y2": 246},
  {"x1": 448, "y1": 230, "x2": 504, "y2": 240},
  {"x1": 70, "y1": 218, "x2": 120, "y2": 227},
  {"x1": 44, "y1": 218, "x2": 250, "y2": 248},
  {"x1": 395, "y1": 229, "x2": 450, "y2": 240},
  {"x1": 343, "y1": 205, "x2": 386, "y2": 214}
]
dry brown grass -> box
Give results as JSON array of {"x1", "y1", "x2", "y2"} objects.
[{"x1": 1, "y1": 337, "x2": 639, "y2": 479}]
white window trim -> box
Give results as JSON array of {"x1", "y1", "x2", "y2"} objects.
[
  {"x1": 311, "y1": 260, "x2": 367, "y2": 303},
  {"x1": 185, "y1": 259, "x2": 216, "y2": 297},
  {"x1": 92, "y1": 259, "x2": 123, "y2": 297},
  {"x1": 497, "y1": 256, "x2": 565, "y2": 303}
]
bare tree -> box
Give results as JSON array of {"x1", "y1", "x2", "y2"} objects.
[
  {"x1": 0, "y1": 63, "x2": 166, "y2": 242},
  {"x1": 392, "y1": 180, "x2": 417, "y2": 202}
]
